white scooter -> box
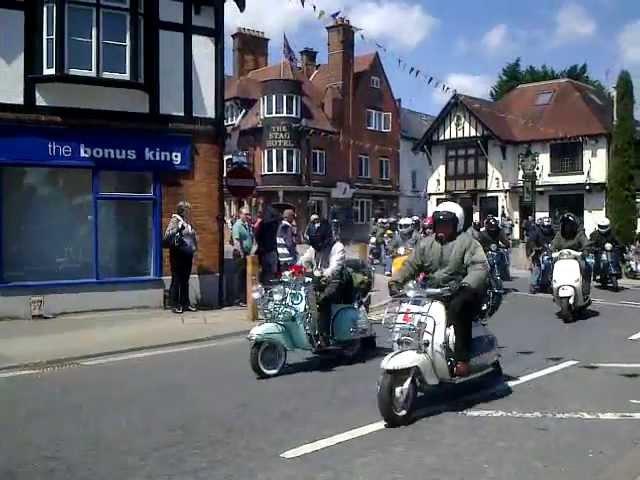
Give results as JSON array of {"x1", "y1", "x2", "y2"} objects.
[
  {"x1": 377, "y1": 282, "x2": 501, "y2": 427},
  {"x1": 551, "y1": 249, "x2": 591, "y2": 322}
]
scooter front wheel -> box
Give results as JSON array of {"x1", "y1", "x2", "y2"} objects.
[
  {"x1": 611, "y1": 276, "x2": 619, "y2": 292},
  {"x1": 250, "y1": 341, "x2": 287, "y2": 378},
  {"x1": 377, "y1": 371, "x2": 417, "y2": 427},
  {"x1": 559, "y1": 298, "x2": 573, "y2": 323}
]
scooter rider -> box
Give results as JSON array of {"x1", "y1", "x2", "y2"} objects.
[
  {"x1": 391, "y1": 217, "x2": 420, "y2": 252},
  {"x1": 477, "y1": 216, "x2": 511, "y2": 251},
  {"x1": 298, "y1": 220, "x2": 347, "y2": 348},
  {"x1": 588, "y1": 218, "x2": 622, "y2": 278},
  {"x1": 527, "y1": 217, "x2": 555, "y2": 293},
  {"x1": 411, "y1": 216, "x2": 421, "y2": 235},
  {"x1": 422, "y1": 216, "x2": 434, "y2": 237},
  {"x1": 388, "y1": 202, "x2": 489, "y2": 378},
  {"x1": 551, "y1": 213, "x2": 591, "y2": 295}
]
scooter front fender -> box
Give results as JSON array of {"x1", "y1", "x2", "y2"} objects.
[
  {"x1": 380, "y1": 350, "x2": 439, "y2": 385},
  {"x1": 247, "y1": 322, "x2": 296, "y2": 350}
]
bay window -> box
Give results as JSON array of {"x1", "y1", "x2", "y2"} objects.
[
  {"x1": 262, "y1": 148, "x2": 301, "y2": 174},
  {"x1": 42, "y1": 0, "x2": 144, "y2": 82},
  {"x1": 260, "y1": 94, "x2": 301, "y2": 118}
]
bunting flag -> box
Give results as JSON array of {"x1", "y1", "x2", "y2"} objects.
[
  {"x1": 427, "y1": 77, "x2": 433, "y2": 85},
  {"x1": 300, "y1": 0, "x2": 305, "y2": 6},
  {"x1": 409, "y1": 67, "x2": 414, "y2": 75}
]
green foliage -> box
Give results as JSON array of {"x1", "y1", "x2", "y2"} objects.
[
  {"x1": 607, "y1": 71, "x2": 637, "y2": 245},
  {"x1": 490, "y1": 58, "x2": 607, "y2": 101}
]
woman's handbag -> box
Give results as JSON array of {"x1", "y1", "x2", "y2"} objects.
[{"x1": 174, "y1": 230, "x2": 197, "y2": 256}]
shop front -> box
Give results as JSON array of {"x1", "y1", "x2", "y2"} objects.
[{"x1": 0, "y1": 125, "x2": 193, "y2": 318}]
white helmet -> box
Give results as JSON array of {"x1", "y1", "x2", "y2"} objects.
[
  {"x1": 597, "y1": 217, "x2": 611, "y2": 234},
  {"x1": 398, "y1": 217, "x2": 414, "y2": 234},
  {"x1": 433, "y1": 201, "x2": 465, "y2": 233}
]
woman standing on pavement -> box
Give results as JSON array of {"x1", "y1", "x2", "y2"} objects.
[{"x1": 164, "y1": 201, "x2": 198, "y2": 314}]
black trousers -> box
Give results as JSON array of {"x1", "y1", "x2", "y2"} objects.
[
  {"x1": 169, "y1": 249, "x2": 193, "y2": 308},
  {"x1": 316, "y1": 274, "x2": 344, "y2": 339},
  {"x1": 447, "y1": 287, "x2": 481, "y2": 362}
]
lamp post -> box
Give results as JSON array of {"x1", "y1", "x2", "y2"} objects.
[{"x1": 519, "y1": 146, "x2": 540, "y2": 220}]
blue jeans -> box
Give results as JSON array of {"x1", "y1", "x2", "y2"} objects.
[{"x1": 384, "y1": 254, "x2": 392, "y2": 274}]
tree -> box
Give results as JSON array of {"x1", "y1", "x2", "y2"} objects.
[
  {"x1": 607, "y1": 70, "x2": 637, "y2": 245},
  {"x1": 490, "y1": 58, "x2": 607, "y2": 100}
]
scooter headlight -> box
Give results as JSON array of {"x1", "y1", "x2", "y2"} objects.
[
  {"x1": 490, "y1": 243, "x2": 498, "y2": 252},
  {"x1": 604, "y1": 243, "x2": 613, "y2": 252},
  {"x1": 398, "y1": 247, "x2": 406, "y2": 255},
  {"x1": 272, "y1": 285, "x2": 286, "y2": 302},
  {"x1": 251, "y1": 284, "x2": 265, "y2": 300},
  {"x1": 405, "y1": 280, "x2": 419, "y2": 298}
]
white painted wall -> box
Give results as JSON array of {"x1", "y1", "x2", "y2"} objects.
[
  {"x1": 432, "y1": 105, "x2": 488, "y2": 142},
  {"x1": 192, "y1": 34, "x2": 216, "y2": 118},
  {"x1": 192, "y1": 5, "x2": 215, "y2": 28},
  {"x1": 159, "y1": 0, "x2": 182, "y2": 23},
  {"x1": 36, "y1": 84, "x2": 149, "y2": 112},
  {"x1": 0, "y1": 9, "x2": 24, "y2": 105},
  {"x1": 159, "y1": 30, "x2": 184, "y2": 115}
]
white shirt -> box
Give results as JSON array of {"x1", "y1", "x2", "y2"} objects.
[{"x1": 298, "y1": 242, "x2": 346, "y2": 278}]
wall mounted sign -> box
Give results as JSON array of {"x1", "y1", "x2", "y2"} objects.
[
  {"x1": 264, "y1": 123, "x2": 297, "y2": 149},
  {"x1": 225, "y1": 164, "x2": 257, "y2": 198},
  {"x1": 0, "y1": 125, "x2": 192, "y2": 171}
]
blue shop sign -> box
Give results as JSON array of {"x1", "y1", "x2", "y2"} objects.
[{"x1": 0, "y1": 125, "x2": 192, "y2": 171}]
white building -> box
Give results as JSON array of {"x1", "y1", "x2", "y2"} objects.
[
  {"x1": 415, "y1": 79, "x2": 613, "y2": 240},
  {"x1": 398, "y1": 107, "x2": 433, "y2": 217}
]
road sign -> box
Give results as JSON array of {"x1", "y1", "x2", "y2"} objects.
[{"x1": 225, "y1": 164, "x2": 256, "y2": 198}]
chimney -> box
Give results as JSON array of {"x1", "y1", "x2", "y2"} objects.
[
  {"x1": 232, "y1": 28, "x2": 269, "y2": 77},
  {"x1": 325, "y1": 18, "x2": 354, "y2": 129},
  {"x1": 300, "y1": 48, "x2": 318, "y2": 78}
]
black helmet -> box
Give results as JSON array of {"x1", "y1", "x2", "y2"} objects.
[
  {"x1": 472, "y1": 220, "x2": 481, "y2": 232},
  {"x1": 540, "y1": 217, "x2": 554, "y2": 236},
  {"x1": 484, "y1": 216, "x2": 500, "y2": 233},
  {"x1": 560, "y1": 213, "x2": 579, "y2": 239},
  {"x1": 309, "y1": 220, "x2": 333, "y2": 251}
]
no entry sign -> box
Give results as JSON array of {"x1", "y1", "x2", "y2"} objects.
[{"x1": 225, "y1": 164, "x2": 257, "y2": 198}]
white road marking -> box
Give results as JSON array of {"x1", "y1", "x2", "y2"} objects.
[
  {"x1": 279, "y1": 360, "x2": 579, "y2": 459},
  {"x1": 462, "y1": 409, "x2": 640, "y2": 420},
  {"x1": 280, "y1": 422, "x2": 386, "y2": 459},
  {"x1": 587, "y1": 363, "x2": 640, "y2": 368},
  {"x1": 628, "y1": 331, "x2": 640, "y2": 341},
  {"x1": 0, "y1": 369, "x2": 40, "y2": 379},
  {"x1": 620, "y1": 301, "x2": 640, "y2": 306},
  {"x1": 630, "y1": 400, "x2": 640, "y2": 404},
  {"x1": 80, "y1": 338, "x2": 243, "y2": 366},
  {"x1": 507, "y1": 360, "x2": 579, "y2": 387}
]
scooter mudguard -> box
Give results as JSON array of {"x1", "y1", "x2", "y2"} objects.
[
  {"x1": 380, "y1": 350, "x2": 439, "y2": 385},
  {"x1": 248, "y1": 322, "x2": 296, "y2": 350}
]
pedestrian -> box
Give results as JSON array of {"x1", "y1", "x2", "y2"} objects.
[
  {"x1": 163, "y1": 201, "x2": 198, "y2": 314},
  {"x1": 255, "y1": 204, "x2": 280, "y2": 284},
  {"x1": 277, "y1": 209, "x2": 297, "y2": 269},
  {"x1": 232, "y1": 207, "x2": 254, "y2": 307},
  {"x1": 304, "y1": 213, "x2": 321, "y2": 243}
]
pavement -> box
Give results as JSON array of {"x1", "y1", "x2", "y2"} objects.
[{"x1": 2, "y1": 268, "x2": 640, "y2": 479}]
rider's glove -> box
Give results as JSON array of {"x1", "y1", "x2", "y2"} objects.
[
  {"x1": 447, "y1": 280, "x2": 461, "y2": 294},
  {"x1": 388, "y1": 280, "x2": 402, "y2": 297}
]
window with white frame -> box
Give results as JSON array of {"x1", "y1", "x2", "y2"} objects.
[
  {"x1": 370, "y1": 76, "x2": 381, "y2": 88},
  {"x1": 353, "y1": 199, "x2": 372, "y2": 224},
  {"x1": 225, "y1": 102, "x2": 244, "y2": 126},
  {"x1": 366, "y1": 109, "x2": 392, "y2": 132},
  {"x1": 262, "y1": 149, "x2": 301, "y2": 174},
  {"x1": 260, "y1": 94, "x2": 301, "y2": 118},
  {"x1": 379, "y1": 157, "x2": 390, "y2": 180},
  {"x1": 311, "y1": 149, "x2": 326, "y2": 175},
  {"x1": 43, "y1": 0, "x2": 143, "y2": 81},
  {"x1": 358, "y1": 154, "x2": 370, "y2": 178}
]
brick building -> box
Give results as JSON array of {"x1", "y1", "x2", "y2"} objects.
[
  {"x1": 0, "y1": 0, "x2": 243, "y2": 318},
  {"x1": 224, "y1": 18, "x2": 400, "y2": 241}
]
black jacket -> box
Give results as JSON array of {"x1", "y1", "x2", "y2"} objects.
[
  {"x1": 526, "y1": 226, "x2": 555, "y2": 257},
  {"x1": 255, "y1": 206, "x2": 280, "y2": 255},
  {"x1": 477, "y1": 229, "x2": 510, "y2": 252},
  {"x1": 588, "y1": 230, "x2": 621, "y2": 252}
]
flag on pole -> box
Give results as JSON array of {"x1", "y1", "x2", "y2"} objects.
[
  {"x1": 330, "y1": 10, "x2": 341, "y2": 20},
  {"x1": 283, "y1": 34, "x2": 298, "y2": 66}
]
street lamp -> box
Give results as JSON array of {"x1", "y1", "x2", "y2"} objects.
[{"x1": 519, "y1": 146, "x2": 540, "y2": 219}]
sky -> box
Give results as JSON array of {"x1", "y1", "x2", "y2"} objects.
[{"x1": 225, "y1": 0, "x2": 640, "y2": 117}]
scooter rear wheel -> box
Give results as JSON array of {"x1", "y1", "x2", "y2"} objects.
[{"x1": 378, "y1": 371, "x2": 417, "y2": 427}]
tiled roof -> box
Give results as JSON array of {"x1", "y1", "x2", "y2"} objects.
[{"x1": 400, "y1": 108, "x2": 434, "y2": 140}]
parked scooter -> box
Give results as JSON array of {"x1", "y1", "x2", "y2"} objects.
[
  {"x1": 248, "y1": 265, "x2": 376, "y2": 378},
  {"x1": 624, "y1": 245, "x2": 640, "y2": 279},
  {"x1": 552, "y1": 249, "x2": 591, "y2": 322},
  {"x1": 593, "y1": 242, "x2": 622, "y2": 291},
  {"x1": 377, "y1": 282, "x2": 501, "y2": 427}
]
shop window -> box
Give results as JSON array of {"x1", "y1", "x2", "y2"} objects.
[
  {"x1": 42, "y1": 0, "x2": 144, "y2": 81},
  {"x1": 366, "y1": 109, "x2": 392, "y2": 132},
  {"x1": 550, "y1": 141, "x2": 583, "y2": 174},
  {"x1": 379, "y1": 157, "x2": 390, "y2": 180},
  {"x1": 312, "y1": 149, "x2": 326, "y2": 175},
  {"x1": 99, "y1": 171, "x2": 152, "y2": 194},
  {"x1": 262, "y1": 148, "x2": 301, "y2": 174},
  {"x1": 358, "y1": 154, "x2": 370, "y2": 178},
  {"x1": 353, "y1": 199, "x2": 372, "y2": 224},
  {"x1": 260, "y1": 94, "x2": 301, "y2": 118},
  {"x1": 1, "y1": 167, "x2": 95, "y2": 282},
  {"x1": 445, "y1": 144, "x2": 487, "y2": 192}
]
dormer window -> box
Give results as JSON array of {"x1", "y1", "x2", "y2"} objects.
[
  {"x1": 535, "y1": 91, "x2": 554, "y2": 106},
  {"x1": 260, "y1": 94, "x2": 301, "y2": 118},
  {"x1": 370, "y1": 76, "x2": 381, "y2": 88},
  {"x1": 42, "y1": 0, "x2": 144, "y2": 82}
]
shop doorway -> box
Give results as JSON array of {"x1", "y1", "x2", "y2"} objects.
[{"x1": 519, "y1": 203, "x2": 533, "y2": 239}]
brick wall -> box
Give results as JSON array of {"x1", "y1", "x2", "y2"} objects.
[{"x1": 162, "y1": 137, "x2": 222, "y2": 276}]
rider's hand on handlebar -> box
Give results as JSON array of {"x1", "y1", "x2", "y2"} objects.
[{"x1": 388, "y1": 280, "x2": 402, "y2": 297}]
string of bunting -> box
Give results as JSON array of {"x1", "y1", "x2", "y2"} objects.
[
  {"x1": 287, "y1": 0, "x2": 456, "y2": 95},
  {"x1": 291, "y1": 124, "x2": 399, "y2": 152}
]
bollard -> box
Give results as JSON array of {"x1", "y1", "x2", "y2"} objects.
[
  {"x1": 356, "y1": 242, "x2": 368, "y2": 262},
  {"x1": 246, "y1": 254, "x2": 259, "y2": 322}
]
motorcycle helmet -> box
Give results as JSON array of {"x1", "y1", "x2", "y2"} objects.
[
  {"x1": 377, "y1": 218, "x2": 386, "y2": 226},
  {"x1": 472, "y1": 220, "x2": 481, "y2": 232},
  {"x1": 559, "y1": 213, "x2": 579, "y2": 240},
  {"x1": 398, "y1": 217, "x2": 413, "y2": 235},
  {"x1": 540, "y1": 217, "x2": 554, "y2": 236},
  {"x1": 308, "y1": 220, "x2": 333, "y2": 251},
  {"x1": 432, "y1": 201, "x2": 464, "y2": 243},
  {"x1": 388, "y1": 217, "x2": 398, "y2": 230},
  {"x1": 597, "y1": 217, "x2": 611, "y2": 235},
  {"x1": 411, "y1": 216, "x2": 421, "y2": 230},
  {"x1": 309, "y1": 213, "x2": 320, "y2": 224},
  {"x1": 484, "y1": 216, "x2": 500, "y2": 234}
]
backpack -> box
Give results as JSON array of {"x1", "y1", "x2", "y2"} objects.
[{"x1": 344, "y1": 258, "x2": 373, "y2": 300}]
